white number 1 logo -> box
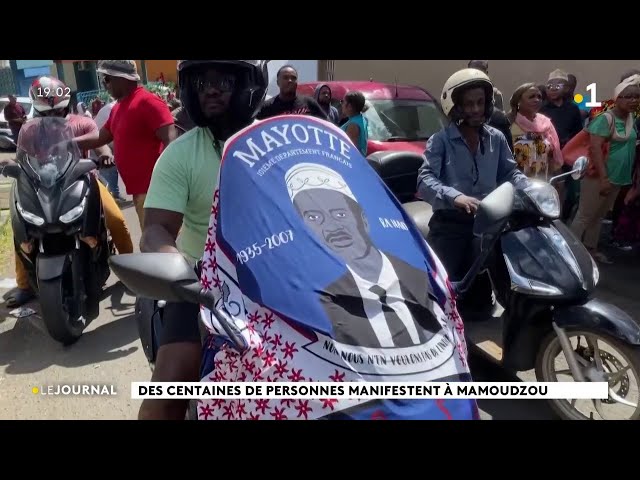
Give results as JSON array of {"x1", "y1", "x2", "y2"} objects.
[{"x1": 585, "y1": 83, "x2": 602, "y2": 108}]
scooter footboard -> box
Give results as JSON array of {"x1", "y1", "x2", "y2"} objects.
[{"x1": 553, "y1": 298, "x2": 640, "y2": 345}]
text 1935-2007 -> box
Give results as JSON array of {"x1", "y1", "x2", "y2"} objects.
[{"x1": 236, "y1": 230, "x2": 294, "y2": 264}]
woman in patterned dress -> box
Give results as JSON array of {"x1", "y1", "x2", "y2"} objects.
[{"x1": 508, "y1": 83, "x2": 564, "y2": 182}]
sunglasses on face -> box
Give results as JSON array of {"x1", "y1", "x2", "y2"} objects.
[
  {"x1": 99, "y1": 74, "x2": 112, "y2": 88},
  {"x1": 546, "y1": 83, "x2": 565, "y2": 90},
  {"x1": 192, "y1": 75, "x2": 235, "y2": 93}
]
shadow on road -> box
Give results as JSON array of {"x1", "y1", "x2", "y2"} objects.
[
  {"x1": 0, "y1": 303, "x2": 139, "y2": 375},
  {"x1": 469, "y1": 349, "x2": 558, "y2": 420},
  {"x1": 0, "y1": 282, "x2": 139, "y2": 375},
  {"x1": 100, "y1": 281, "x2": 135, "y2": 316}
]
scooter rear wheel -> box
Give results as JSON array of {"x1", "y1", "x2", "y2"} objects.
[{"x1": 535, "y1": 329, "x2": 640, "y2": 420}]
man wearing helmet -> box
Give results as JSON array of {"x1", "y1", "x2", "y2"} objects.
[
  {"x1": 72, "y1": 60, "x2": 177, "y2": 230},
  {"x1": 136, "y1": 60, "x2": 269, "y2": 420},
  {"x1": 417, "y1": 68, "x2": 530, "y2": 320},
  {"x1": 1, "y1": 76, "x2": 134, "y2": 308}
]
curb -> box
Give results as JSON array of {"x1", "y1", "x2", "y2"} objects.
[{"x1": 0, "y1": 178, "x2": 13, "y2": 211}]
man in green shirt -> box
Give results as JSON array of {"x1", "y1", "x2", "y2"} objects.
[
  {"x1": 138, "y1": 60, "x2": 269, "y2": 420},
  {"x1": 143, "y1": 126, "x2": 222, "y2": 264}
]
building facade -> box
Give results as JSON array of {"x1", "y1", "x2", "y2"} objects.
[{"x1": 327, "y1": 60, "x2": 640, "y2": 108}]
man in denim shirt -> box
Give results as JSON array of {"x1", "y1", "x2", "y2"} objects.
[{"x1": 418, "y1": 68, "x2": 529, "y2": 319}]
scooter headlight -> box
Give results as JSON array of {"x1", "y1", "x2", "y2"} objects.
[
  {"x1": 16, "y1": 202, "x2": 44, "y2": 226},
  {"x1": 59, "y1": 197, "x2": 86, "y2": 224},
  {"x1": 524, "y1": 181, "x2": 561, "y2": 219}
]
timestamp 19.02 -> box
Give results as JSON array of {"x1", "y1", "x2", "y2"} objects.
[
  {"x1": 236, "y1": 229, "x2": 294, "y2": 264},
  {"x1": 36, "y1": 87, "x2": 71, "y2": 98}
]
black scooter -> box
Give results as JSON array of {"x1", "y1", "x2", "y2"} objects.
[
  {"x1": 367, "y1": 150, "x2": 640, "y2": 421},
  {"x1": 1, "y1": 116, "x2": 113, "y2": 345}
]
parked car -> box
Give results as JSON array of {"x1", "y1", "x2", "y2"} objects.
[
  {"x1": 297, "y1": 80, "x2": 447, "y2": 155},
  {"x1": 0, "y1": 96, "x2": 34, "y2": 150}
]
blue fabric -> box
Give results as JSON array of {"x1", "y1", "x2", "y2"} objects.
[
  {"x1": 99, "y1": 166, "x2": 120, "y2": 197},
  {"x1": 341, "y1": 113, "x2": 369, "y2": 155},
  {"x1": 198, "y1": 115, "x2": 478, "y2": 420}
]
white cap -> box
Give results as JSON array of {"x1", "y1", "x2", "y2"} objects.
[{"x1": 285, "y1": 162, "x2": 356, "y2": 202}]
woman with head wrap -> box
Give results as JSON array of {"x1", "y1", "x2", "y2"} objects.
[
  {"x1": 570, "y1": 75, "x2": 640, "y2": 263},
  {"x1": 588, "y1": 69, "x2": 640, "y2": 124}
]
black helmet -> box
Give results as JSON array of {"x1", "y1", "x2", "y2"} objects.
[{"x1": 178, "y1": 60, "x2": 268, "y2": 134}]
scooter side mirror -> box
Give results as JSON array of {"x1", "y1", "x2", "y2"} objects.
[
  {"x1": 1, "y1": 163, "x2": 21, "y2": 179},
  {"x1": 109, "y1": 253, "x2": 213, "y2": 308},
  {"x1": 473, "y1": 182, "x2": 515, "y2": 238},
  {"x1": 454, "y1": 183, "x2": 515, "y2": 297},
  {"x1": 571, "y1": 156, "x2": 589, "y2": 180}
]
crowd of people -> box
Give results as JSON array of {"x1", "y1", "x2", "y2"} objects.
[{"x1": 470, "y1": 61, "x2": 640, "y2": 265}]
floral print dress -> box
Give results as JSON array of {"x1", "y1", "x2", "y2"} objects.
[{"x1": 511, "y1": 123, "x2": 554, "y2": 181}]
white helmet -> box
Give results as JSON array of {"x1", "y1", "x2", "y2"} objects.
[{"x1": 440, "y1": 68, "x2": 494, "y2": 119}]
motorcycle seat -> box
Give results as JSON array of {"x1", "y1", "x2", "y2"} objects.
[
  {"x1": 403, "y1": 200, "x2": 432, "y2": 239},
  {"x1": 367, "y1": 150, "x2": 424, "y2": 204}
]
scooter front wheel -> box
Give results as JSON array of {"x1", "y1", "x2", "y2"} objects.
[
  {"x1": 535, "y1": 329, "x2": 640, "y2": 420},
  {"x1": 38, "y1": 276, "x2": 86, "y2": 346}
]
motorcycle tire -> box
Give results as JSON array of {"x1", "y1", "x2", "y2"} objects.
[
  {"x1": 38, "y1": 277, "x2": 86, "y2": 346},
  {"x1": 186, "y1": 400, "x2": 198, "y2": 420},
  {"x1": 535, "y1": 328, "x2": 640, "y2": 421}
]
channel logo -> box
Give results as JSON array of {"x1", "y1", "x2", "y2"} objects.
[{"x1": 573, "y1": 83, "x2": 601, "y2": 111}]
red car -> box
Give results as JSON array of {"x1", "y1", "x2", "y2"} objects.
[{"x1": 297, "y1": 80, "x2": 447, "y2": 156}]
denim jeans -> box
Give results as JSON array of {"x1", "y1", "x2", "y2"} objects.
[{"x1": 99, "y1": 166, "x2": 120, "y2": 198}]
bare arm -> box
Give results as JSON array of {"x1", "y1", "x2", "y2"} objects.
[
  {"x1": 93, "y1": 144, "x2": 114, "y2": 167},
  {"x1": 94, "y1": 144, "x2": 111, "y2": 157},
  {"x1": 155, "y1": 124, "x2": 177, "y2": 147},
  {"x1": 138, "y1": 342, "x2": 201, "y2": 420},
  {"x1": 74, "y1": 126, "x2": 113, "y2": 151},
  {"x1": 140, "y1": 208, "x2": 183, "y2": 254},
  {"x1": 345, "y1": 123, "x2": 360, "y2": 148}
]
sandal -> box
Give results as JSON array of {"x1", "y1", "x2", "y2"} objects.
[{"x1": 6, "y1": 289, "x2": 36, "y2": 308}]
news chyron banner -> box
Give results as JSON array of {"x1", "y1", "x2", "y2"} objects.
[{"x1": 197, "y1": 114, "x2": 477, "y2": 420}]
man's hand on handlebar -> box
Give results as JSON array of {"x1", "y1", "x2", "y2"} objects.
[
  {"x1": 454, "y1": 194, "x2": 481, "y2": 214},
  {"x1": 97, "y1": 155, "x2": 114, "y2": 168}
]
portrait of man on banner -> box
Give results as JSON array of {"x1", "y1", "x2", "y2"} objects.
[{"x1": 285, "y1": 161, "x2": 445, "y2": 350}]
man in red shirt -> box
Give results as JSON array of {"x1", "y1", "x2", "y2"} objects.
[
  {"x1": 3, "y1": 95, "x2": 27, "y2": 139},
  {"x1": 74, "y1": 60, "x2": 177, "y2": 228}
]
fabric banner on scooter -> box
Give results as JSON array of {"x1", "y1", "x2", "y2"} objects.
[{"x1": 197, "y1": 114, "x2": 478, "y2": 420}]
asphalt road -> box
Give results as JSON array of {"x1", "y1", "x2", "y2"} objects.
[{"x1": 0, "y1": 151, "x2": 638, "y2": 420}]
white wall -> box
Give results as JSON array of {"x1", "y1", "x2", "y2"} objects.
[{"x1": 267, "y1": 60, "x2": 318, "y2": 97}]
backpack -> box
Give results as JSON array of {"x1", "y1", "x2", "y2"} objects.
[{"x1": 562, "y1": 111, "x2": 635, "y2": 177}]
